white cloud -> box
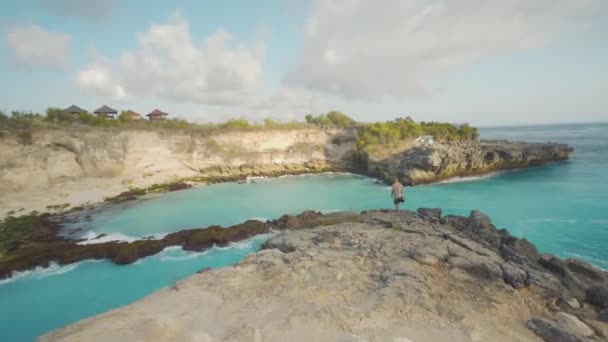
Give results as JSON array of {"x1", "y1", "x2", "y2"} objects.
[
  {"x1": 77, "y1": 57, "x2": 126, "y2": 99},
  {"x1": 77, "y1": 12, "x2": 265, "y2": 106},
  {"x1": 285, "y1": 0, "x2": 598, "y2": 100},
  {"x1": 5, "y1": 24, "x2": 71, "y2": 69}
]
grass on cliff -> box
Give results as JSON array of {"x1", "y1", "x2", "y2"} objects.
[
  {"x1": 0, "y1": 215, "x2": 38, "y2": 259},
  {"x1": 0, "y1": 109, "x2": 361, "y2": 135}
]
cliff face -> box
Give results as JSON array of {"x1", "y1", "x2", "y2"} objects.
[
  {"x1": 39, "y1": 210, "x2": 608, "y2": 341},
  {"x1": 0, "y1": 127, "x2": 572, "y2": 217},
  {"x1": 0, "y1": 127, "x2": 359, "y2": 193}
]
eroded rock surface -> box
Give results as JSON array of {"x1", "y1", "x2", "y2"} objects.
[
  {"x1": 368, "y1": 140, "x2": 573, "y2": 184},
  {"x1": 39, "y1": 210, "x2": 606, "y2": 342}
]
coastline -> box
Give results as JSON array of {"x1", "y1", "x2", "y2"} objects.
[{"x1": 37, "y1": 209, "x2": 608, "y2": 341}]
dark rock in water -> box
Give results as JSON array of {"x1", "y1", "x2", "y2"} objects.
[
  {"x1": 110, "y1": 240, "x2": 166, "y2": 265},
  {"x1": 587, "y1": 286, "x2": 608, "y2": 310},
  {"x1": 167, "y1": 182, "x2": 192, "y2": 192},
  {"x1": 270, "y1": 210, "x2": 323, "y2": 230},
  {"x1": 416, "y1": 208, "x2": 442, "y2": 223},
  {"x1": 526, "y1": 317, "x2": 585, "y2": 342}
]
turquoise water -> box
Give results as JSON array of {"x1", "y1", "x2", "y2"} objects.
[{"x1": 1, "y1": 123, "x2": 606, "y2": 341}]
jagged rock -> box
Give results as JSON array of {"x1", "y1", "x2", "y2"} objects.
[
  {"x1": 586, "y1": 286, "x2": 608, "y2": 310},
  {"x1": 501, "y1": 262, "x2": 528, "y2": 289},
  {"x1": 599, "y1": 310, "x2": 608, "y2": 322},
  {"x1": 369, "y1": 140, "x2": 573, "y2": 185},
  {"x1": 526, "y1": 317, "x2": 586, "y2": 342},
  {"x1": 466, "y1": 210, "x2": 502, "y2": 248},
  {"x1": 554, "y1": 312, "x2": 595, "y2": 337},
  {"x1": 417, "y1": 208, "x2": 442, "y2": 223},
  {"x1": 501, "y1": 234, "x2": 540, "y2": 263}
]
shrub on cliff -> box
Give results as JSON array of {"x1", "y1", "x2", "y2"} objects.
[
  {"x1": 356, "y1": 118, "x2": 479, "y2": 152},
  {"x1": 221, "y1": 118, "x2": 252, "y2": 129},
  {"x1": 306, "y1": 111, "x2": 356, "y2": 126}
]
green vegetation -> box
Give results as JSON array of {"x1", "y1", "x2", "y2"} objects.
[
  {"x1": 305, "y1": 111, "x2": 357, "y2": 126},
  {"x1": 356, "y1": 117, "x2": 479, "y2": 152},
  {"x1": 0, "y1": 214, "x2": 38, "y2": 256},
  {"x1": 0, "y1": 107, "x2": 478, "y2": 154}
]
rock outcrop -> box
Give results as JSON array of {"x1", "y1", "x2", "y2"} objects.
[
  {"x1": 39, "y1": 210, "x2": 606, "y2": 342},
  {"x1": 366, "y1": 140, "x2": 573, "y2": 184},
  {"x1": 0, "y1": 211, "x2": 361, "y2": 280}
]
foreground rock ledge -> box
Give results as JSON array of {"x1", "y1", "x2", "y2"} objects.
[{"x1": 39, "y1": 210, "x2": 607, "y2": 342}]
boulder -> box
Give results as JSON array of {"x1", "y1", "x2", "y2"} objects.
[
  {"x1": 554, "y1": 312, "x2": 595, "y2": 337},
  {"x1": 526, "y1": 317, "x2": 586, "y2": 342},
  {"x1": 501, "y1": 262, "x2": 528, "y2": 289},
  {"x1": 586, "y1": 286, "x2": 608, "y2": 310},
  {"x1": 465, "y1": 211, "x2": 502, "y2": 248}
]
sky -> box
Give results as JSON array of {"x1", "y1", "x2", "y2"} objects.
[{"x1": 1, "y1": 0, "x2": 607, "y2": 126}]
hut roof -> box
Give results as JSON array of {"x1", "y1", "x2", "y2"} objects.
[
  {"x1": 146, "y1": 109, "x2": 168, "y2": 116},
  {"x1": 94, "y1": 105, "x2": 118, "y2": 114},
  {"x1": 125, "y1": 110, "x2": 141, "y2": 116},
  {"x1": 64, "y1": 105, "x2": 87, "y2": 113}
]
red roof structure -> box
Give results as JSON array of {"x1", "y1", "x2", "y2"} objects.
[{"x1": 146, "y1": 109, "x2": 168, "y2": 120}]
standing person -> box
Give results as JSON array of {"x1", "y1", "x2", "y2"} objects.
[{"x1": 391, "y1": 178, "x2": 405, "y2": 211}]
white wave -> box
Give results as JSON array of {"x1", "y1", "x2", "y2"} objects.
[
  {"x1": 433, "y1": 171, "x2": 505, "y2": 185},
  {"x1": 565, "y1": 253, "x2": 607, "y2": 270},
  {"x1": 77, "y1": 231, "x2": 169, "y2": 245},
  {"x1": 245, "y1": 176, "x2": 269, "y2": 182},
  {"x1": 78, "y1": 231, "x2": 138, "y2": 245},
  {"x1": 157, "y1": 246, "x2": 209, "y2": 262},
  {"x1": 247, "y1": 217, "x2": 269, "y2": 222},
  {"x1": 0, "y1": 260, "x2": 101, "y2": 286},
  {"x1": 214, "y1": 233, "x2": 275, "y2": 251},
  {"x1": 319, "y1": 208, "x2": 342, "y2": 214},
  {"x1": 590, "y1": 219, "x2": 608, "y2": 225},
  {"x1": 527, "y1": 218, "x2": 577, "y2": 224}
]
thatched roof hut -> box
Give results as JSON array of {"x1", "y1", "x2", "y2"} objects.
[
  {"x1": 94, "y1": 105, "x2": 118, "y2": 119},
  {"x1": 146, "y1": 109, "x2": 168, "y2": 120}
]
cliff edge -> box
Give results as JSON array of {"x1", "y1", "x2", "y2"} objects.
[
  {"x1": 39, "y1": 210, "x2": 607, "y2": 342},
  {"x1": 0, "y1": 127, "x2": 572, "y2": 218}
]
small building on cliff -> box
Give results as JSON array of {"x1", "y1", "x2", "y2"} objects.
[
  {"x1": 94, "y1": 105, "x2": 118, "y2": 119},
  {"x1": 146, "y1": 109, "x2": 168, "y2": 121},
  {"x1": 63, "y1": 105, "x2": 88, "y2": 118}
]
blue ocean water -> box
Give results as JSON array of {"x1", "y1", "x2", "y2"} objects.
[{"x1": 1, "y1": 123, "x2": 606, "y2": 341}]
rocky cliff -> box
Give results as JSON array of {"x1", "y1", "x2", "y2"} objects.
[
  {"x1": 0, "y1": 127, "x2": 358, "y2": 217},
  {"x1": 0, "y1": 127, "x2": 572, "y2": 217},
  {"x1": 39, "y1": 210, "x2": 608, "y2": 341},
  {"x1": 365, "y1": 140, "x2": 573, "y2": 184}
]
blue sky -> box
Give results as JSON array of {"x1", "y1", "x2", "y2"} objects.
[{"x1": 1, "y1": 0, "x2": 607, "y2": 126}]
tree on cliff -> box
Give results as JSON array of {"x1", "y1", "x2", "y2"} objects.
[{"x1": 305, "y1": 111, "x2": 356, "y2": 126}]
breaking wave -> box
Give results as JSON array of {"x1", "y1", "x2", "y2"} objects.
[{"x1": 0, "y1": 260, "x2": 102, "y2": 286}]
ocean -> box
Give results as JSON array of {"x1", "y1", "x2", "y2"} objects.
[{"x1": 1, "y1": 123, "x2": 606, "y2": 341}]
